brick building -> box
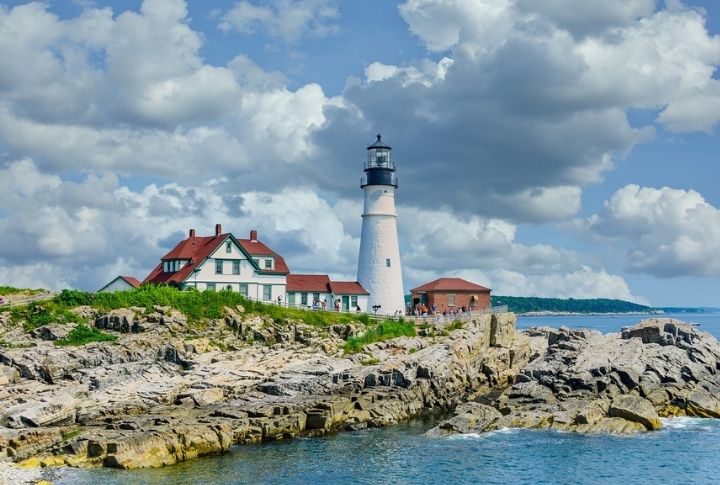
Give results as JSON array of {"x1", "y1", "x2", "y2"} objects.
[{"x1": 410, "y1": 277, "x2": 491, "y2": 313}]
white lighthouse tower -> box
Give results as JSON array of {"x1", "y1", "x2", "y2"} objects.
[{"x1": 357, "y1": 134, "x2": 405, "y2": 316}]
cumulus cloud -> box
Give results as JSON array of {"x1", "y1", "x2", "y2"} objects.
[
  {"x1": 397, "y1": 204, "x2": 646, "y2": 302},
  {"x1": 0, "y1": 159, "x2": 643, "y2": 303},
  {"x1": 0, "y1": 0, "x2": 331, "y2": 181},
  {"x1": 584, "y1": 184, "x2": 720, "y2": 278},
  {"x1": 219, "y1": 0, "x2": 339, "y2": 42},
  {"x1": 311, "y1": 0, "x2": 720, "y2": 223}
]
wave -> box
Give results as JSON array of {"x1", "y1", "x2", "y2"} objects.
[
  {"x1": 446, "y1": 427, "x2": 520, "y2": 440},
  {"x1": 661, "y1": 416, "x2": 720, "y2": 431}
]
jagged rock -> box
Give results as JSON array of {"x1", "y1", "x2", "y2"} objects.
[
  {"x1": 5, "y1": 394, "x2": 79, "y2": 428},
  {"x1": 435, "y1": 318, "x2": 720, "y2": 438},
  {"x1": 30, "y1": 324, "x2": 73, "y2": 341},
  {"x1": 608, "y1": 395, "x2": 661, "y2": 430},
  {"x1": 425, "y1": 403, "x2": 501, "y2": 437},
  {"x1": 0, "y1": 364, "x2": 19, "y2": 385},
  {"x1": 95, "y1": 309, "x2": 136, "y2": 333}
]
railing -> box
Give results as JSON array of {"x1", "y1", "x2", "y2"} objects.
[
  {"x1": 0, "y1": 291, "x2": 57, "y2": 309},
  {"x1": 403, "y1": 305, "x2": 508, "y2": 325},
  {"x1": 236, "y1": 295, "x2": 508, "y2": 325}
]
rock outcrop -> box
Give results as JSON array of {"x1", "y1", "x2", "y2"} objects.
[
  {"x1": 0, "y1": 309, "x2": 529, "y2": 469},
  {"x1": 428, "y1": 318, "x2": 720, "y2": 437}
]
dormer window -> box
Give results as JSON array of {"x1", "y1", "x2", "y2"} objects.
[
  {"x1": 264, "y1": 259, "x2": 273, "y2": 269},
  {"x1": 163, "y1": 260, "x2": 184, "y2": 273}
]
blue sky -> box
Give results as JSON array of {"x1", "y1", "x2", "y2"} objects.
[{"x1": 0, "y1": 0, "x2": 718, "y2": 306}]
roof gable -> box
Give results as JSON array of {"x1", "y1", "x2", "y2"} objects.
[
  {"x1": 410, "y1": 277, "x2": 491, "y2": 293},
  {"x1": 143, "y1": 231, "x2": 289, "y2": 285}
]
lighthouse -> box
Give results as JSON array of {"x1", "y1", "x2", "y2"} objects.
[{"x1": 357, "y1": 134, "x2": 405, "y2": 316}]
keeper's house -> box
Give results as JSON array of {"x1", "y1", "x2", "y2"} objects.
[
  {"x1": 142, "y1": 225, "x2": 289, "y2": 302},
  {"x1": 410, "y1": 277, "x2": 491, "y2": 313},
  {"x1": 286, "y1": 274, "x2": 369, "y2": 312}
]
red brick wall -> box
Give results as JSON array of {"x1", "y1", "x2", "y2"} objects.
[{"x1": 411, "y1": 291, "x2": 490, "y2": 313}]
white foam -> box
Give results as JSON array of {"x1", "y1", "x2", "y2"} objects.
[
  {"x1": 661, "y1": 416, "x2": 717, "y2": 431},
  {"x1": 446, "y1": 427, "x2": 519, "y2": 440}
]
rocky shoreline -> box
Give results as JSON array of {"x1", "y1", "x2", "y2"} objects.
[
  {"x1": 1, "y1": 305, "x2": 719, "y2": 475},
  {"x1": 428, "y1": 319, "x2": 720, "y2": 437},
  {"x1": 0, "y1": 306, "x2": 528, "y2": 470}
]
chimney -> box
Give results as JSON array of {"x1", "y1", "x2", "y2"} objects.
[
  {"x1": 215, "y1": 224, "x2": 222, "y2": 236},
  {"x1": 189, "y1": 228, "x2": 196, "y2": 238},
  {"x1": 250, "y1": 229, "x2": 258, "y2": 242}
]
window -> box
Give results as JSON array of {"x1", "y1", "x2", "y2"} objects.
[
  {"x1": 264, "y1": 259, "x2": 272, "y2": 269},
  {"x1": 288, "y1": 293, "x2": 295, "y2": 305},
  {"x1": 351, "y1": 295, "x2": 358, "y2": 308},
  {"x1": 301, "y1": 293, "x2": 308, "y2": 305},
  {"x1": 215, "y1": 260, "x2": 223, "y2": 274},
  {"x1": 226, "y1": 241, "x2": 232, "y2": 253},
  {"x1": 253, "y1": 258, "x2": 260, "y2": 267},
  {"x1": 313, "y1": 292, "x2": 320, "y2": 303},
  {"x1": 232, "y1": 260, "x2": 240, "y2": 275},
  {"x1": 239, "y1": 284, "x2": 248, "y2": 297},
  {"x1": 163, "y1": 262, "x2": 168, "y2": 272},
  {"x1": 386, "y1": 258, "x2": 391, "y2": 267},
  {"x1": 207, "y1": 283, "x2": 216, "y2": 291},
  {"x1": 263, "y1": 285, "x2": 272, "y2": 301},
  {"x1": 447, "y1": 294, "x2": 456, "y2": 306}
]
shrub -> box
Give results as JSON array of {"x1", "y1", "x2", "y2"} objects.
[
  {"x1": 344, "y1": 320, "x2": 416, "y2": 354},
  {"x1": 54, "y1": 289, "x2": 93, "y2": 307},
  {"x1": 12, "y1": 301, "x2": 86, "y2": 331},
  {"x1": 54, "y1": 324, "x2": 117, "y2": 347},
  {"x1": 92, "y1": 285, "x2": 367, "y2": 327}
]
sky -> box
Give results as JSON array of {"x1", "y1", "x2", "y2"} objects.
[{"x1": 0, "y1": 0, "x2": 718, "y2": 307}]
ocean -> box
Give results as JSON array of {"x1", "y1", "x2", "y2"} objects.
[{"x1": 49, "y1": 313, "x2": 720, "y2": 485}]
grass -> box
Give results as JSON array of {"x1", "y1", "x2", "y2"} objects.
[
  {"x1": 8, "y1": 285, "x2": 369, "y2": 335},
  {"x1": 54, "y1": 324, "x2": 117, "y2": 347},
  {"x1": 11, "y1": 301, "x2": 86, "y2": 331},
  {"x1": 343, "y1": 320, "x2": 416, "y2": 354},
  {"x1": 0, "y1": 286, "x2": 45, "y2": 296},
  {"x1": 61, "y1": 429, "x2": 81, "y2": 442},
  {"x1": 446, "y1": 320, "x2": 465, "y2": 331},
  {"x1": 91, "y1": 286, "x2": 367, "y2": 327}
]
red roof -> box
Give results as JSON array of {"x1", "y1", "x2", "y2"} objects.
[
  {"x1": 410, "y1": 277, "x2": 491, "y2": 293},
  {"x1": 120, "y1": 276, "x2": 141, "y2": 288},
  {"x1": 287, "y1": 274, "x2": 331, "y2": 292},
  {"x1": 286, "y1": 275, "x2": 368, "y2": 295},
  {"x1": 237, "y1": 239, "x2": 289, "y2": 274},
  {"x1": 143, "y1": 231, "x2": 289, "y2": 285},
  {"x1": 329, "y1": 281, "x2": 369, "y2": 295}
]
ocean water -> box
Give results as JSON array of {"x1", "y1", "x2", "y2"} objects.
[
  {"x1": 516, "y1": 312, "x2": 720, "y2": 339},
  {"x1": 50, "y1": 313, "x2": 720, "y2": 485}
]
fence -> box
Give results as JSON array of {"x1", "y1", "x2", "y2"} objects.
[
  {"x1": 238, "y1": 295, "x2": 508, "y2": 326},
  {"x1": 403, "y1": 305, "x2": 509, "y2": 325},
  {"x1": 0, "y1": 291, "x2": 57, "y2": 310}
]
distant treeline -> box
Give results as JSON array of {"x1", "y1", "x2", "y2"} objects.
[{"x1": 491, "y1": 296, "x2": 652, "y2": 314}]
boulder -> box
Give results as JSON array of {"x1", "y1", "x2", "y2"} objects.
[
  {"x1": 608, "y1": 395, "x2": 661, "y2": 431},
  {"x1": 425, "y1": 403, "x2": 501, "y2": 437},
  {"x1": 490, "y1": 313, "x2": 516, "y2": 348},
  {"x1": 30, "y1": 324, "x2": 73, "y2": 341},
  {"x1": 95, "y1": 309, "x2": 136, "y2": 333},
  {"x1": 5, "y1": 394, "x2": 79, "y2": 428}
]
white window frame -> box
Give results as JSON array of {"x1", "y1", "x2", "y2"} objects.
[
  {"x1": 262, "y1": 285, "x2": 272, "y2": 301},
  {"x1": 215, "y1": 260, "x2": 223, "y2": 274}
]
